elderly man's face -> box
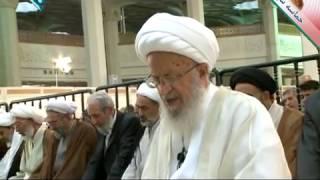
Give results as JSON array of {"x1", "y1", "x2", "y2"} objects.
[
  {"x1": 87, "y1": 100, "x2": 112, "y2": 127},
  {"x1": 46, "y1": 111, "x2": 67, "y2": 133},
  {"x1": 15, "y1": 117, "x2": 35, "y2": 137},
  {"x1": 283, "y1": 92, "x2": 299, "y2": 110},
  {"x1": 147, "y1": 52, "x2": 204, "y2": 116},
  {"x1": 135, "y1": 95, "x2": 159, "y2": 127}
]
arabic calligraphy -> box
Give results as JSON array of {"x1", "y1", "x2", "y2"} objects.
[
  {"x1": 277, "y1": 0, "x2": 303, "y2": 23},
  {"x1": 286, "y1": 5, "x2": 303, "y2": 22}
]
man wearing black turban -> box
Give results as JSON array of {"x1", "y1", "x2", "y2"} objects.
[
  {"x1": 230, "y1": 67, "x2": 278, "y2": 106},
  {"x1": 230, "y1": 67, "x2": 303, "y2": 177}
]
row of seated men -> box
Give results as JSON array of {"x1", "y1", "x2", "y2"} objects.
[
  {"x1": 1, "y1": 70, "x2": 319, "y2": 179},
  {"x1": 0, "y1": 83, "x2": 160, "y2": 180}
]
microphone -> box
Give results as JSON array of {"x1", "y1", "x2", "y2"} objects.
[{"x1": 177, "y1": 147, "x2": 187, "y2": 169}]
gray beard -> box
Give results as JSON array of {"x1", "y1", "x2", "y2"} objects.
[
  {"x1": 54, "y1": 127, "x2": 66, "y2": 138},
  {"x1": 97, "y1": 115, "x2": 113, "y2": 135},
  {"x1": 160, "y1": 85, "x2": 207, "y2": 141},
  {"x1": 140, "y1": 116, "x2": 158, "y2": 127}
]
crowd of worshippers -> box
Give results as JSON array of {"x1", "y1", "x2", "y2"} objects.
[
  {"x1": 0, "y1": 83, "x2": 160, "y2": 180},
  {"x1": 1, "y1": 13, "x2": 320, "y2": 179}
]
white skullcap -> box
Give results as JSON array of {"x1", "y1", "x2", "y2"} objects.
[
  {"x1": 46, "y1": 99, "x2": 77, "y2": 114},
  {"x1": 0, "y1": 112, "x2": 14, "y2": 127},
  {"x1": 10, "y1": 104, "x2": 44, "y2": 124},
  {"x1": 137, "y1": 83, "x2": 161, "y2": 103},
  {"x1": 135, "y1": 13, "x2": 220, "y2": 71}
]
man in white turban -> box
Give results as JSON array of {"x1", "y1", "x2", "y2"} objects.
[
  {"x1": 9, "y1": 104, "x2": 52, "y2": 180},
  {"x1": 135, "y1": 13, "x2": 291, "y2": 179},
  {"x1": 0, "y1": 113, "x2": 15, "y2": 159},
  {"x1": 43, "y1": 99, "x2": 97, "y2": 179},
  {"x1": 122, "y1": 83, "x2": 161, "y2": 179},
  {"x1": 0, "y1": 113, "x2": 23, "y2": 179}
]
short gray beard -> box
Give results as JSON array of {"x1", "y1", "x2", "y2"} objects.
[
  {"x1": 97, "y1": 115, "x2": 113, "y2": 135},
  {"x1": 160, "y1": 85, "x2": 207, "y2": 140},
  {"x1": 54, "y1": 127, "x2": 66, "y2": 138},
  {"x1": 140, "y1": 116, "x2": 158, "y2": 127}
]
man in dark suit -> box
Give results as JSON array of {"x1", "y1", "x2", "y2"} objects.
[
  {"x1": 297, "y1": 90, "x2": 320, "y2": 178},
  {"x1": 83, "y1": 91, "x2": 143, "y2": 180}
]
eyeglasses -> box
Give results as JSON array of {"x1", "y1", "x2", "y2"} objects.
[{"x1": 145, "y1": 64, "x2": 199, "y2": 88}]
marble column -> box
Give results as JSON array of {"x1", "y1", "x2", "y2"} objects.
[
  {"x1": 301, "y1": 34, "x2": 320, "y2": 81},
  {"x1": 187, "y1": 0, "x2": 204, "y2": 24},
  {"x1": 261, "y1": 0, "x2": 282, "y2": 86},
  {"x1": 102, "y1": 6, "x2": 121, "y2": 85},
  {"x1": 0, "y1": 0, "x2": 21, "y2": 86},
  {"x1": 81, "y1": 0, "x2": 108, "y2": 87}
]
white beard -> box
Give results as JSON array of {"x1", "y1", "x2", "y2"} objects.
[
  {"x1": 160, "y1": 85, "x2": 207, "y2": 143},
  {"x1": 23, "y1": 125, "x2": 35, "y2": 140}
]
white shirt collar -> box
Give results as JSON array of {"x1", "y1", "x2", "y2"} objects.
[
  {"x1": 110, "y1": 111, "x2": 117, "y2": 130},
  {"x1": 268, "y1": 101, "x2": 284, "y2": 128},
  {"x1": 97, "y1": 111, "x2": 117, "y2": 136}
]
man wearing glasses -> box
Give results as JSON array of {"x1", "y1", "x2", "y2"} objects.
[{"x1": 135, "y1": 13, "x2": 291, "y2": 179}]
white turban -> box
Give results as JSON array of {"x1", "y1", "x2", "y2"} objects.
[
  {"x1": 46, "y1": 99, "x2": 77, "y2": 114},
  {"x1": 137, "y1": 83, "x2": 161, "y2": 103},
  {"x1": 10, "y1": 105, "x2": 44, "y2": 124},
  {"x1": 135, "y1": 13, "x2": 220, "y2": 71},
  {"x1": 0, "y1": 112, "x2": 14, "y2": 127}
]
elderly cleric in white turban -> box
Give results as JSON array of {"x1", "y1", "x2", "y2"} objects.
[
  {"x1": 0, "y1": 113, "x2": 14, "y2": 127},
  {"x1": 137, "y1": 83, "x2": 161, "y2": 103},
  {"x1": 135, "y1": 13, "x2": 220, "y2": 71},
  {"x1": 46, "y1": 99, "x2": 77, "y2": 114},
  {"x1": 10, "y1": 104, "x2": 44, "y2": 124}
]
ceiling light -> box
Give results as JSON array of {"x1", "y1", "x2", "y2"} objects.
[
  {"x1": 234, "y1": 0, "x2": 259, "y2": 10},
  {"x1": 16, "y1": 2, "x2": 38, "y2": 13},
  {"x1": 53, "y1": 56, "x2": 72, "y2": 73}
]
